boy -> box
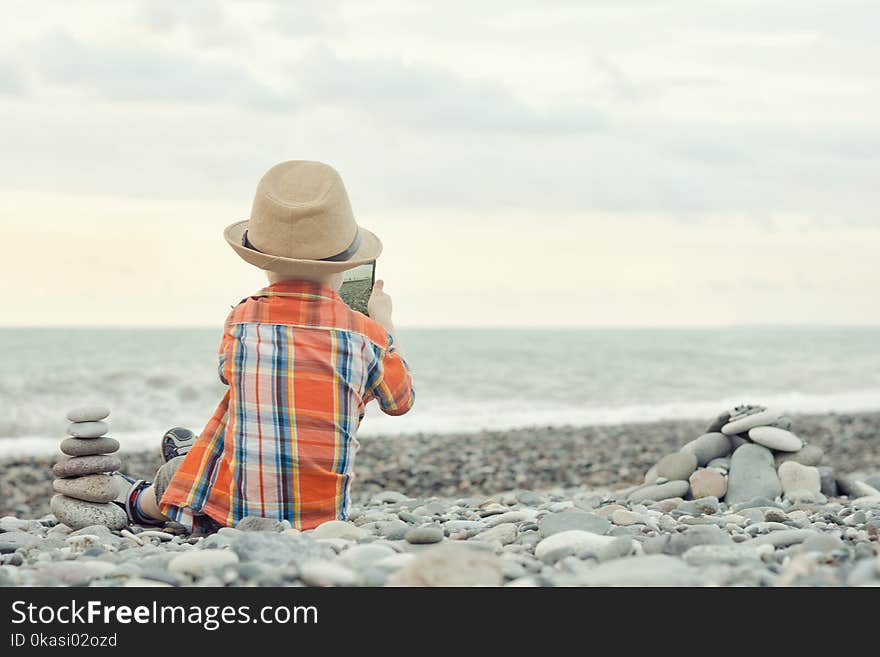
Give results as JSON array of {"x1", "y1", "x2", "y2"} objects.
[{"x1": 115, "y1": 160, "x2": 414, "y2": 532}]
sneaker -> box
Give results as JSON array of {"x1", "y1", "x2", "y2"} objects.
[
  {"x1": 161, "y1": 427, "x2": 196, "y2": 462},
  {"x1": 111, "y1": 473, "x2": 160, "y2": 526}
]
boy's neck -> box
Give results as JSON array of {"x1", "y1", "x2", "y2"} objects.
[{"x1": 266, "y1": 271, "x2": 343, "y2": 291}]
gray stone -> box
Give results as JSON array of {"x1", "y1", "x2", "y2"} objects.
[
  {"x1": 798, "y1": 533, "x2": 844, "y2": 554},
  {"x1": 50, "y1": 495, "x2": 127, "y2": 530},
  {"x1": 595, "y1": 536, "x2": 634, "y2": 562},
  {"x1": 386, "y1": 544, "x2": 503, "y2": 586},
  {"x1": 682, "y1": 433, "x2": 732, "y2": 466},
  {"x1": 66, "y1": 421, "x2": 109, "y2": 438},
  {"x1": 538, "y1": 511, "x2": 610, "y2": 537},
  {"x1": 748, "y1": 426, "x2": 802, "y2": 452},
  {"x1": 750, "y1": 529, "x2": 816, "y2": 548},
  {"x1": 53, "y1": 454, "x2": 122, "y2": 478},
  {"x1": 663, "y1": 525, "x2": 732, "y2": 556},
  {"x1": 864, "y1": 474, "x2": 880, "y2": 491},
  {"x1": 818, "y1": 467, "x2": 838, "y2": 497},
  {"x1": 66, "y1": 406, "x2": 111, "y2": 423},
  {"x1": 534, "y1": 529, "x2": 616, "y2": 561},
  {"x1": 705, "y1": 411, "x2": 731, "y2": 433},
  {"x1": 721, "y1": 407, "x2": 778, "y2": 435},
  {"x1": 836, "y1": 475, "x2": 880, "y2": 498},
  {"x1": 576, "y1": 555, "x2": 701, "y2": 586},
  {"x1": 726, "y1": 444, "x2": 782, "y2": 505},
  {"x1": 0, "y1": 531, "x2": 41, "y2": 553},
  {"x1": 311, "y1": 520, "x2": 369, "y2": 540},
  {"x1": 52, "y1": 474, "x2": 117, "y2": 504},
  {"x1": 778, "y1": 461, "x2": 821, "y2": 500},
  {"x1": 776, "y1": 445, "x2": 824, "y2": 467},
  {"x1": 235, "y1": 516, "x2": 285, "y2": 532},
  {"x1": 300, "y1": 560, "x2": 358, "y2": 586},
  {"x1": 375, "y1": 520, "x2": 409, "y2": 540},
  {"x1": 683, "y1": 543, "x2": 765, "y2": 565},
  {"x1": 59, "y1": 436, "x2": 120, "y2": 457},
  {"x1": 229, "y1": 531, "x2": 326, "y2": 566},
  {"x1": 628, "y1": 480, "x2": 690, "y2": 504},
  {"x1": 169, "y1": 549, "x2": 239, "y2": 577},
  {"x1": 371, "y1": 491, "x2": 410, "y2": 504},
  {"x1": 404, "y1": 526, "x2": 444, "y2": 544},
  {"x1": 656, "y1": 452, "x2": 698, "y2": 481},
  {"x1": 475, "y1": 523, "x2": 518, "y2": 545},
  {"x1": 339, "y1": 544, "x2": 396, "y2": 570}
]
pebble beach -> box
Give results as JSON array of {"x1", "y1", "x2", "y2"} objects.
[{"x1": 1, "y1": 410, "x2": 879, "y2": 587}]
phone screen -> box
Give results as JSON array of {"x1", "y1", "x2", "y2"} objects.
[{"x1": 339, "y1": 262, "x2": 376, "y2": 315}]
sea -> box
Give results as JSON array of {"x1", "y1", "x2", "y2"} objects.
[{"x1": 1, "y1": 327, "x2": 879, "y2": 457}]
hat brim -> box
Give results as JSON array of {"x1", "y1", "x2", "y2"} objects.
[{"x1": 224, "y1": 220, "x2": 383, "y2": 275}]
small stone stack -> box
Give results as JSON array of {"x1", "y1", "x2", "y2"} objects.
[
  {"x1": 635, "y1": 404, "x2": 855, "y2": 507},
  {"x1": 49, "y1": 406, "x2": 128, "y2": 531}
]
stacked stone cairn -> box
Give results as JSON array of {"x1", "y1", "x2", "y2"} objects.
[
  {"x1": 49, "y1": 406, "x2": 128, "y2": 531},
  {"x1": 635, "y1": 404, "x2": 871, "y2": 507}
]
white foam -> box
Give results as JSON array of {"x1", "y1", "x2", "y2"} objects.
[{"x1": 3, "y1": 387, "x2": 878, "y2": 457}]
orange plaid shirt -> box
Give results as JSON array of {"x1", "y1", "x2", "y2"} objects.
[{"x1": 159, "y1": 280, "x2": 414, "y2": 531}]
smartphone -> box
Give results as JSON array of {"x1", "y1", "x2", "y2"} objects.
[{"x1": 339, "y1": 262, "x2": 376, "y2": 315}]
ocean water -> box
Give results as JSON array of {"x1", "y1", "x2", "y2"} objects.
[{"x1": 1, "y1": 327, "x2": 879, "y2": 456}]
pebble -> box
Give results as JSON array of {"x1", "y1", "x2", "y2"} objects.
[
  {"x1": 534, "y1": 530, "x2": 615, "y2": 561},
  {"x1": 59, "y1": 436, "x2": 120, "y2": 457},
  {"x1": 66, "y1": 406, "x2": 111, "y2": 423},
  {"x1": 52, "y1": 474, "x2": 118, "y2": 504},
  {"x1": 818, "y1": 467, "x2": 838, "y2": 497},
  {"x1": 576, "y1": 555, "x2": 701, "y2": 586},
  {"x1": 386, "y1": 544, "x2": 503, "y2": 586},
  {"x1": 484, "y1": 510, "x2": 537, "y2": 527},
  {"x1": 538, "y1": 511, "x2": 610, "y2": 537},
  {"x1": 748, "y1": 426, "x2": 803, "y2": 452},
  {"x1": 311, "y1": 520, "x2": 369, "y2": 541},
  {"x1": 476, "y1": 523, "x2": 518, "y2": 545},
  {"x1": 50, "y1": 494, "x2": 127, "y2": 530},
  {"x1": 726, "y1": 444, "x2": 782, "y2": 505},
  {"x1": 404, "y1": 526, "x2": 444, "y2": 544},
  {"x1": 229, "y1": 531, "x2": 326, "y2": 566},
  {"x1": 721, "y1": 408, "x2": 781, "y2": 435},
  {"x1": 681, "y1": 433, "x2": 732, "y2": 466},
  {"x1": 750, "y1": 529, "x2": 815, "y2": 548},
  {"x1": 300, "y1": 560, "x2": 358, "y2": 586},
  {"x1": 611, "y1": 509, "x2": 644, "y2": 526},
  {"x1": 628, "y1": 480, "x2": 690, "y2": 504},
  {"x1": 52, "y1": 454, "x2": 122, "y2": 478},
  {"x1": 169, "y1": 549, "x2": 240, "y2": 577},
  {"x1": 66, "y1": 421, "x2": 109, "y2": 438},
  {"x1": 682, "y1": 543, "x2": 765, "y2": 565},
  {"x1": 778, "y1": 461, "x2": 821, "y2": 500},
  {"x1": 689, "y1": 469, "x2": 728, "y2": 499},
  {"x1": 0, "y1": 531, "x2": 41, "y2": 553},
  {"x1": 339, "y1": 544, "x2": 396, "y2": 570},
  {"x1": 655, "y1": 452, "x2": 698, "y2": 481},
  {"x1": 235, "y1": 516, "x2": 285, "y2": 532},
  {"x1": 776, "y1": 445, "x2": 824, "y2": 467}
]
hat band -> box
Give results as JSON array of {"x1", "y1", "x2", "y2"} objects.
[{"x1": 242, "y1": 229, "x2": 362, "y2": 262}]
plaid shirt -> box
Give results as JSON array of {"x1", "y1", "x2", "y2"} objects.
[{"x1": 158, "y1": 280, "x2": 414, "y2": 532}]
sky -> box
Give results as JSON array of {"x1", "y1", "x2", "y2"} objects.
[{"x1": 0, "y1": 0, "x2": 878, "y2": 328}]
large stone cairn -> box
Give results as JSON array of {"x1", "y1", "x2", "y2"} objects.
[
  {"x1": 634, "y1": 404, "x2": 879, "y2": 507},
  {"x1": 49, "y1": 406, "x2": 128, "y2": 530}
]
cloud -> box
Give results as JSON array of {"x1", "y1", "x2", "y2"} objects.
[
  {"x1": 0, "y1": 61, "x2": 25, "y2": 96},
  {"x1": 295, "y1": 47, "x2": 605, "y2": 135},
  {"x1": 31, "y1": 30, "x2": 291, "y2": 110}
]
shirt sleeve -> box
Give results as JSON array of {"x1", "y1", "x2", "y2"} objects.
[
  {"x1": 217, "y1": 310, "x2": 236, "y2": 385},
  {"x1": 366, "y1": 336, "x2": 415, "y2": 416}
]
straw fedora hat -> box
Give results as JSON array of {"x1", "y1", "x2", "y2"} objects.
[{"x1": 224, "y1": 160, "x2": 382, "y2": 275}]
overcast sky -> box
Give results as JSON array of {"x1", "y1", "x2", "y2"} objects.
[{"x1": 1, "y1": 1, "x2": 878, "y2": 327}]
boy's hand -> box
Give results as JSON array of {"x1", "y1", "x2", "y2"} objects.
[{"x1": 367, "y1": 279, "x2": 393, "y2": 324}]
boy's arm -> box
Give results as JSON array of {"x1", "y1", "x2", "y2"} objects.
[{"x1": 366, "y1": 280, "x2": 414, "y2": 416}]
